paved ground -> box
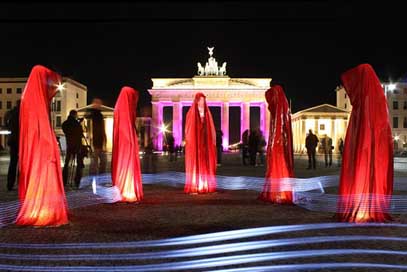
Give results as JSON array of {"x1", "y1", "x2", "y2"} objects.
[{"x1": 0, "y1": 152, "x2": 406, "y2": 271}]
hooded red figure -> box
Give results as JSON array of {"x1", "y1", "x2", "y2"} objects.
[
  {"x1": 337, "y1": 64, "x2": 393, "y2": 223},
  {"x1": 259, "y1": 85, "x2": 294, "y2": 204},
  {"x1": 15, "y1": 65, "x2": 68, "y2": 226},
  {"x1": 112, "y1": 86, "x2": 143, "y2": 202},
  {"x1": 184, "y1": 92, "x2": 217, "y2": 194}
]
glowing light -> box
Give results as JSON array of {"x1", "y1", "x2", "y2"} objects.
[
  {"x1": 160, "y1": 123, "x2": 168, "y2": 134},
  {"x1": 0, "y1": 130, "x2": 11, "y2": 135},
  {"x1": 389, "y1": 83, "x2": 397, "y2": 91},
  {"x1": 56, "y1": 82, "x2": 65, "y2": 92},
  {"x1": 395, "y1": 135, "x2": 400, "y2": 141},
  {"x1": 92, "y1": 177, "x2": 97, "y2": 194}
]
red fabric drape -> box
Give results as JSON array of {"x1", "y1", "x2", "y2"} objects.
[
  {"x1": 16, "y1": 65, "x2": 68, "y2": 226},
  {"x1": 184, "y1": 92, "x2": 217, "y2": 193},
  {"x1": 337, "y1": 63, "x2": 393, "y2": 223},
  {"x1": 112, "y1": 86, "x2": 143, "y2": 202},
  {"x1": 259, "y1": 85, "x2": 294, "y2": 203}
]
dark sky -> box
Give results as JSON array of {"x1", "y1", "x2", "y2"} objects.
[{"x1": 1, "y1": 1, "x2": 406, "y2": 113}]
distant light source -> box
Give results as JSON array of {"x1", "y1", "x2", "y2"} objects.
[
  {"x1": 389, "y1": 83, "x2": 397, "y2": 91},
  {"x1": 160, "y1": 123, "x2": 168, "y2": 134},
  {"x1": 0, "y1": 130, "x2": 11, "y2": 135},
  {"x1": 394, "y1": 135, "x2": 400, "y2": 141},
  {"x1": 56, "y1": 82, "x2": 65, "y2": 92}
]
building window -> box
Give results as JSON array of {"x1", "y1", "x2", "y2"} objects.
[
  {"x1": 404, "y1": 117, "x2": 407, "y2": 128},
  {"x1": 76, "y1": 93, "x2": 79, "y2": 99},
  {"x1": 6, "y1": 101, "x2": 12, "y2": 109},
  {"x1": 0, "y1": 117, "x2": 2, "y2": 126},
  {"x1": 344, "y1": 93, "x2": 347, "y2": 99},
  {"x1": 393, "y1": 101, "x2": 399, "y2": 110},
  {"x1": 393, "y1": 117, "x2": 399, "y2": 128},
  {"x1": 404, "y1": 101, "x2": 407, "y2": 110},
  {"x1": 394, "y1": 89, "x2": 400, "y2": 94},
  {"x1": 16, "y1": 88, "x2": 22, "y2": 94},
  {"x1": 6, "y1": 88, "x2": 12, "y2": 94},
  {"x1": 0, "y1": 88, "x2": 2, "y2": 94},
  {"x1": 320, "y1": 124, "x2": 325, "y2": 130},
  {"x1": 56, "y1": 100, "x2": 61, "y2": 112},
  {"x1": 0, "y1": 101, "x2": 2, "y2": 109},
  {"x1": 344, "y1": 103, "x2": 347, "y2": 109},
  {"x1": 56, "y1": 116, "x2": 62, "y2": 127},
  {"x1": 76, "y1": 103, "x2": 79, "y2": 108}
]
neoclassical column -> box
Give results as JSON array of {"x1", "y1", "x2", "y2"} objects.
[
  {"x1": 301, "y1": 118, "x2": 306, "y2": 152},
  {"x1": 151, "y1": 101, "x2": 163, "y2": 151},
  {"x1": 331, "y1": 118, "x2": 336, "y2": 152},
  {"x1": 221, "y1": 102, "x2": 229, "y2": 151},
  {"x1": 263, "y1": 102, "x2": 270, "y2": 144},
  {"x1": 241, "y1": 102, "x2": 250, "y2": 141},
  {"x1": 314, "y1": 117, "x2": 319, "y2": 136},
  {"x1": 172, "y1": 101, "x2": 182, "y2": 148}
]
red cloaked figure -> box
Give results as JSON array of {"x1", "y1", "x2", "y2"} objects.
[
  {"x1": 259, "y1": 85, "x2": 294, "y2": 204},
  {"x1": 184, "y1": 92, "x2": 217, "y2": 194},
  {"x1": 16, "y1": 65, "x2": 68, "y2": 226},
  {"x1": 337, "y1": 64, "x2": 393, "y2": 223},
  {"x1": 112, "y1": 87, "x2": 143, "y2": 202}
]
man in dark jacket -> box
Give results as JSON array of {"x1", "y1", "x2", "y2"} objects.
[
  {"x1": 216, "y1": 129, "x2": 223, "y2": 166},
  {"x1": 305, "y1": 129, "x2": 319, "y2": 169},
  {"x1": 85, "y1": 98, "x2": 107, "y2": 175},
  {"x1": 62, "y1": 109, "x2": 85, "y2": 188},
  {"x1": 5, "y1": 100, "x2": 20, "y2": 191}
]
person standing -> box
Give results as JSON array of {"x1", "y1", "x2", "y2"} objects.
[
  {"x1": 248, "y1": 129, "x2": 259, "y2": 166},
  {"x1": 216, "y1": 129, "x2": 223, "y2": 166},
  {"x1": 322, "y1": 134, "x2": 333, "y2": 167},
  {"x1": 257, "y1": 129, "x2": 266, "y2": 166},
  {"x1": 62, "y1": 110, "x2": 86, "y2": 188},
  {"x1": 241, "y1": 129, "x2": 249, "y2": 165},
  {"x1": 5, "y1": 100, "x2": 20, "y2": 191},
  {"x1": 338, "y1": 138, "x2": 344, "y2": 166},
  {"x1": 86, "y1": 98, "x2": 107, "y2": 176},
  {"x1": 305, "y1": 129, "x2": 319, "y2": 169}
]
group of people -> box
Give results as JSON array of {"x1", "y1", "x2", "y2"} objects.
[
  {"x1": 305, "y1": 130, "x2": 344, "y2": 170},
  {"x1": 240, "y1": 128, "x2": 267, "y2": 166}
]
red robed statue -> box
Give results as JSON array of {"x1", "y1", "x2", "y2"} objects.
[
  {"x1": 259, "y1": 85, "x2": 294, "y2": 204},
  {"x1": 184, "y1": 92, "x2": 217, "y2": 194},
  {"x1": 337, "y1": 63, "x2": 393, "y2": 223},
  {"x1": 112, "y1": 86, "x2": 143, "y2": 202},
  {"x1": 16, "y1": 65, "x2": 68, "y2": 226}
]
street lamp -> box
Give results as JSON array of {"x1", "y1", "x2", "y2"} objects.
[{"x1": 389, "y1": 83, "x2": 397, "y2": 92}]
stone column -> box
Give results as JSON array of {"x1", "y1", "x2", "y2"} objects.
[
  {"x1": 301, "y1": 118, "x2": 306, "y2": 153},
  {"x1": 264, "y1": 102, "x2": 270, "y2": 144},
  {"x1": 331, "y1": 118, "x2": 336, "y2": 153},
  {"x1": 172, "y1": 101, "x2": 182, "y2": 148},
  {"x1": 221, "y1": 102, "x2": 229, "y2": 151},
  {"x1": 152, "y1": 102, "x2": 163, "y2": 151},
  {"x1": 241, "y1": 102, "x2": 250, "y2": 141}
]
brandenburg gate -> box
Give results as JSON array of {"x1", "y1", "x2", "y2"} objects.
[{"x1": 148, "y1": 47, "x2": 272, "y2": 151}]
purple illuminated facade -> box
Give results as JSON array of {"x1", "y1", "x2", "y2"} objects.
[{"x1": 149, "y1": 48, "x2": 271, "y2": 151}]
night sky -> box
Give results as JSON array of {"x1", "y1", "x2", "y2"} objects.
[{"x1": 1, "y1": 1, "x2": 406, "y2": 114}]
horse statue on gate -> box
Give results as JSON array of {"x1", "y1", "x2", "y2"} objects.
[
  {"x1": 197, "y1": 63, "x2": 205, "y2": 76},
  {"x1": 219, "y1": 62, "x2": 227, "y2": 76}
]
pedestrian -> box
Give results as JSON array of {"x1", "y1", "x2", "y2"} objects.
[
  {"x1": 241, "y1": 129, "x2": 249, "y2": 165},
  {"x1": 5, "y1": 100, "x2": 20, "y2": 191},
  {"x1": 85, "y1": 98, "x2": 107, "y2": 176},
  {"x1": 216, "y1": 129, "x2": 223, "y2": 166},
  {"x1": 62, "y1": 110, "x2": 86, "y2": 188},
  {"x1": 305, "y1": 129, "x2": 319, "y2": 169}
]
